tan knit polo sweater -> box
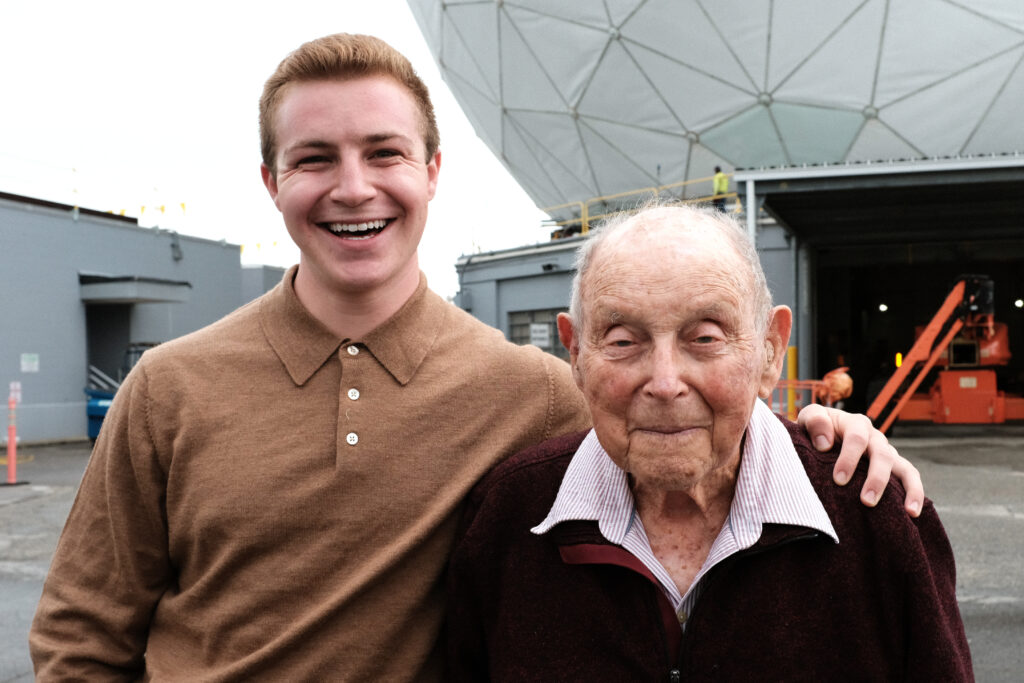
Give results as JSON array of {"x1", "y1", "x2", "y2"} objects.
[{"x1": 31, "y1": 267, "x2": 589, "y2": 681}]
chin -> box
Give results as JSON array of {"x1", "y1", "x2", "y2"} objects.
[
  {"x1": 324, "y1": 263, "x2": 400, "y2": 293},
  {"x1": 626, "y1": 457, "x2": 710, "y2": 491}
]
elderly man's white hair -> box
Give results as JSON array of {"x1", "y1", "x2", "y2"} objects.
[{"x1": 567, "y1": 201, "x2": 774, "y2": 337}]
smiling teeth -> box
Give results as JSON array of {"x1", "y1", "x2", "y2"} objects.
[{"x1": 327, "y1": 219, "x2": 387, "y2": 234}]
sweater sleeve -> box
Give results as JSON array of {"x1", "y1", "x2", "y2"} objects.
[
  {"x1": 30, "y1": 361, "x2": 173, "y2": 680},
  {"x1": 541, "y1": 354, "x2": 591, "y2": 440},
  {"x1": 904, "y1": 501, "x2": 974, "y2": 681}
]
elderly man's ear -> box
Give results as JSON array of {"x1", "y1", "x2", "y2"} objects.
[
  {"x1": 759, "y1": 305, "x2": 793, "y2": 399},
  {"x1": 556, "y1": 313, "x2": 584, "y2": 386}
]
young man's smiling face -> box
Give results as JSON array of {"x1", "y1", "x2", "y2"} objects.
[{"x1": 262, "y1": 75, "x2": 440, "y2": 307}]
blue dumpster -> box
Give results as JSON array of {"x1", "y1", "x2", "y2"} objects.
[{"x1": 85, "y1": 388, "x2": 115, "y2": 441}]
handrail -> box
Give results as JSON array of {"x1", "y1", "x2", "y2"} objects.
[
  {"x1": 87, "y1": 365, "x2": 120, "y2": 392},
  {"x1": 768, "y1": 379, "x2": 832, "y2": 420},
  {"x1": 542, "y1": 172, "x2": 741, "y2": 235},
  {"x1": 539, "y1": 200, "x2": 585, "y2": 218}
]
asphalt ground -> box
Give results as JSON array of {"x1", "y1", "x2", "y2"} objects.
[{"x1": 1, "y1": 429, "x2": 1022, "y2": 681}]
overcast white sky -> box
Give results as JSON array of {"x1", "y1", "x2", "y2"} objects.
[{"x1": 0, "y1": 0, "x2": 549, "y2": 299}]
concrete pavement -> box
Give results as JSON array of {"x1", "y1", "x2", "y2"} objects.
[
  {"x1": 1, "y1": 442, "x2": 88, "y2": 683},
  {"x1": 890, "y1": 429, "x2": 1024, "y2": 682}
]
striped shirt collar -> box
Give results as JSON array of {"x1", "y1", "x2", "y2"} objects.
[{"x1": 532, "y1": 399, "x2": 838, "y2": 547}]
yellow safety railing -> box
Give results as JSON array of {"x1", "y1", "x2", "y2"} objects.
[
  {"x1": 542, "y1": 173, "x2": 742, "y2": 237},
  {"x1": 540, "y1": 200, "x2": 587, "y2": 239}
]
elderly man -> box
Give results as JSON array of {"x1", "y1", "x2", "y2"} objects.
[{"x1": 446, "y1": 204, "x2": 972, "y2": 680}]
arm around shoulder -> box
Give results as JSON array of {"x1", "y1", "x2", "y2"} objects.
[{"x1": 30, "y1": 361, "x2": 173, "y2": 680}]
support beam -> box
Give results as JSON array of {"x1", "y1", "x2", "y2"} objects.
[
  {"x1": 797, "y1": 242, "x2": 814, "y2": 382},
  {"x1": 745, "y1": 179, "x2": 757, "y2": 244}
]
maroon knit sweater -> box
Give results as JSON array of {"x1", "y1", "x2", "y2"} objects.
[{"x1": 446, "y1": 419, "x2": 973, "y2": 682}]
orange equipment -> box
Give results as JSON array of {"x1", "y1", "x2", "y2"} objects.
[
  {"x1": 867, "y1": 275, "x2": 1024, "y2": 432},
  {"x1": 815, "y1": 367, "x2": 853, "y2": 405}
]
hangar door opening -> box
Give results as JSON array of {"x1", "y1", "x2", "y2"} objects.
[
  {"x1": 815, "y1": 239, "x2": 1024, "y2": 414},
  {"x1": 85, "y1": 303, "x2": 132, "y2": 383}
]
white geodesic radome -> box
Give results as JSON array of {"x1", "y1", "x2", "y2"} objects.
[{"x1": 407, "y1": 0, "x2": 1024, "y2": 222}]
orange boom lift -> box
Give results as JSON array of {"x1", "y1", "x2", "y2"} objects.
[{"x1": 867, "y1": 275, "x2": 1024, "y2": 433}]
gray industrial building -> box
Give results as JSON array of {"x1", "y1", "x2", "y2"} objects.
[{"x1": 1, "y1": 191, "x2": 283, "y2": 443}]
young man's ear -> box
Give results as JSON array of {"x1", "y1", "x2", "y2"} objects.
[
  {"x1": 758, "y1": 305, "x2": 793, "y2": 399},
  {"x1": 556, "y1": 313, "x2": 584, "y2": 388},
  {"x1": 260, "y1": 164, "x2": 280, "y2": 207},
  {"x1": 425, "y1": 149, "x2": 441, "y2": 201}
]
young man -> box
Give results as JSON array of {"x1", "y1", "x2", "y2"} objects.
[{"x1": 31, "y1": 34, "x2": 923, "y2": 681}]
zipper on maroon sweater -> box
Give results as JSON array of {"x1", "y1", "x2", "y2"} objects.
[{"x1": 674, "y1": 530, "x2": 824, "y2": 672}]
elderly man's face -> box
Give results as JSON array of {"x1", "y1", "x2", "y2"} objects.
[{"x1": 557, "y1": 218, "x2": 789, "y2": 492}]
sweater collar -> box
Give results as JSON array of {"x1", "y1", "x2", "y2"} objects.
[
  {"x1": 260, "y1": 265, "x2": 444, "y2": 387},
  {"x1": 361, "y1": 273, "x2": 444, "y2": 385}
]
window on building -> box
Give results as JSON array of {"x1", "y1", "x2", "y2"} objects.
[{"x1": 509, "y1": 308, "x2": 569, "y2": 361}]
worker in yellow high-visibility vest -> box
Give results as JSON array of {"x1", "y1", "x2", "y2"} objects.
[{"x1": 712, "y1": 165, "x2": 728, "y2": 212}]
